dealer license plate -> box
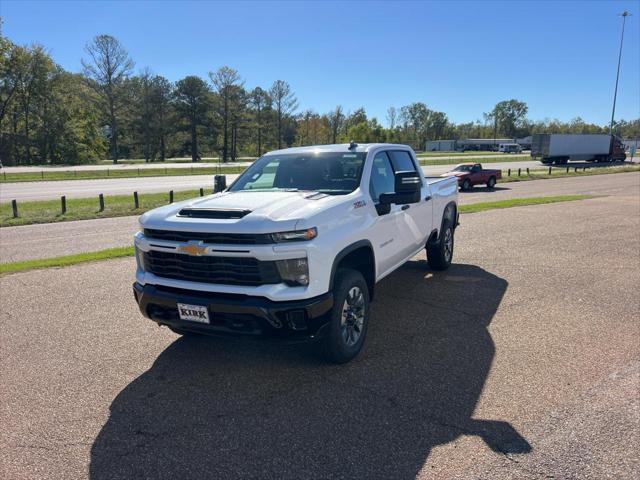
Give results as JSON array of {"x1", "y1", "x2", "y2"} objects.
[{"x1": 177, "y1": 303, "x2": 210, "y2": 324}]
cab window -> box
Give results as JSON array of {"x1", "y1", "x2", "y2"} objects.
[
  {"x1": 389, "y1": 150, "x2": 418, "y2": 173},
  {"x1": 369, "y1": 151, "x2": 395, "y2": 203}
]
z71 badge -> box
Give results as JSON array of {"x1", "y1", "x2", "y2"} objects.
[{"x1": 353, "y1": 200, "x2": 367, "y2": 209}]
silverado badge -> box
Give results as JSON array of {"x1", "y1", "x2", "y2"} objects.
[{"x1": 178, "y1": 242, "x2": 208, "y2": 256}]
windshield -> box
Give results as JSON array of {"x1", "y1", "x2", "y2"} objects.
[
  {"x1": 453, "y1": 165, "x2": 473, "y2": 172},
  {"x1": 229, "y1": 152, "x2": 366, "y2": 195}
]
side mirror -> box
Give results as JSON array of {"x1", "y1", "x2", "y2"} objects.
[{"x1": 378, "y1": 171, "x2": 422, "y2": 208}]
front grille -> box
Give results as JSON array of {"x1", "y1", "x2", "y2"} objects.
[
  {"x1": 143, "y1": 250, "x2": 281, "y2": 286},
  {"x1": 144, "y1": 229, "x2": 273, "y2": 245}
]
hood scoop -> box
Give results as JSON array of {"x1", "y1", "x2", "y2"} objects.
[
  {"x1": 304, "y1": 192, "x2": 329, "y2": 200},
  {"x1": 178, "y1": 207, "x2": 251, "y2": 219}
]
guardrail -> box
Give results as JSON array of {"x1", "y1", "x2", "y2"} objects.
[{"x1": 8, "y1": 175, "x2": 228, "y2": 219}]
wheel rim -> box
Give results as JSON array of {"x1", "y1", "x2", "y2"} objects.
[
  {"x1": 443, "y1": 228, "x2": 453, "y2": 262},
  {"x1": 463, "y1": 180, "x2": 470, "y2": 189},
  {"x1": 489, "y1": 178, "x2": 495, "y2": 187},
  {"x1": 340, "y1": 286, "x2": 365, "y2": 347}
]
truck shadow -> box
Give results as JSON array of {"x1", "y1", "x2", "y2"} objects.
[{"x1": 90, "y1": 263, "x2": 530, "y2": 479}]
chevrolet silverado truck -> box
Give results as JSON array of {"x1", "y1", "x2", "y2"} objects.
[
  {"x1": 133, "y1": 143, "x2": 459, "y2": 363},
  {"x1": 441, "y1": 163, "x2": 502, "y2": 190}
]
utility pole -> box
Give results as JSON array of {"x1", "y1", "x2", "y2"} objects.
[{"x1": 610, "y1": 11, "x2": 631, "y2": 135}]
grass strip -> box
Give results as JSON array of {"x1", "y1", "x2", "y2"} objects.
[
  {"x1": 3, "y1": 166, "x2": 635, "y2": 228},
  {"x1": 1, "y1": 155, "x2": 530, "y2": 183},
  {"x1": 2, "y1": 195, "x2": 597, "y2": 275},
  {"x1": 0, "y1": 246, "x2": 134, "y2": 275},
  {"x1": 499, "y1": 164, "x2": 640, "y2": 183},
  {"x1": 418, "y1": 155, "x2": 528, "y2": 166},
  {"x1": 459, "y1": 194, "x2": 594, "y2": 214},
  {"x1": 1, "y1": 188, "x2": 207, "y2": 227}
]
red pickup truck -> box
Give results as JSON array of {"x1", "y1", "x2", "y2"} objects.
[{"x1": 441, "y1": 163, "x2": 502, "y2": 190}]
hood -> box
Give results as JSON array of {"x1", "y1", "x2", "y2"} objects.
[
  {"x1": 139, "y1": 190, "x2": 340, "y2": 233},
  {"x1": 440, "y1": 171, "x2": 467, "y2": 178}
]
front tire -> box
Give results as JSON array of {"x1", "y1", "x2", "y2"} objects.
[
  {"x1": 427, "y1": 219, "x2": 455, "y2": 271},
  {"x1": 461, "y1": 179, "x2": 471, "y2": 191},
  {"x1": 322, "y1": 269, "x2": 370, "y2": 364}
]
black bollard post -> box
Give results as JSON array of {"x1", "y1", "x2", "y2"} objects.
[
  {"x1": 61, "y1": 196, "x2": 67, "y2": 215},
  {"x1": 169, "y1": 190, "x2": 174, "y2": 203},
  {"x1": 99, "y1": 193, "x2": 105, "y2": 212},
  {"x1": 133, "y1": 191, "x2": 139, "y2": 209},
  {"x1": 11, "y1": 199, "x2": 18, "y2": 218}
]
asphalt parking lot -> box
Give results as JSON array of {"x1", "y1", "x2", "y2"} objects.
[{"x1": 1, "y1": 188, "x2": 638, "y2": 479}]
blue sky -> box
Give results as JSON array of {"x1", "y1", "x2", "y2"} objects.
[{"x1": 2, "y1": 0, "x2": 639, "y2": 126}]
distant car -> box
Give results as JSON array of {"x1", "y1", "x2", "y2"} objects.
[
  {"x1": 498, "y1": 143, "x2": 522, "y2": 153},
  {"x1": 441, "y1": 163, "x2": 502, "y2": 190}
]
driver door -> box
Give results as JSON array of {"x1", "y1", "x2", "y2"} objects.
[{"x1": 368, "y1": 151, "x2": 414, "y2": 276}]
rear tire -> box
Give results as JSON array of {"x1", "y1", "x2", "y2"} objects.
[
  {"x1": 427, "y1": 219, "x2": 454, "y2": 271},
  {"x1": 322, "y1": 269, "x2": 370, "y2": 364},
  {"x1": 486, "y1": 176, "x2": 496, "y2": 189}
]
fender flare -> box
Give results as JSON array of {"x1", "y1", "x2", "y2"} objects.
[
  {"x1": 439, "y1": 201, "x2": 458, "y2": 240},
  {"x1": 328, "y1": 240, "x2": 375, "y2": 291}
]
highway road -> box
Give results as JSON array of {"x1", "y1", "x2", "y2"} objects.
[
  {"x1": 1, "y1": 189, "x2": 638, "y2": 479},
  {"x1": 1, "y1": 160, "x2": 571, "y2": 202},
  {"x1": 2, "y1": 172, "x2": 639, "y2": 263}
]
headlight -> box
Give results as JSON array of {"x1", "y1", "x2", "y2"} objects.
[
  {"x1": 276, "y1": 258, "x2": 309, "y2": 286},
  {"x1": 135, "y1": 245, "x2": 146, "y2": 271},
  {"x1": 271, "y1": 227, "x2": 317, "y2": 243}
]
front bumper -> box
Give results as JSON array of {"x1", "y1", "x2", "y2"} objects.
[{"x1": 133, "y1": 282, "x2": 333, "y2": 342}]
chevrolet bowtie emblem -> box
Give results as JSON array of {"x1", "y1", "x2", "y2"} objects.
[{"x1": 178, "y1": 242, "x2": 208, "y2": 256}]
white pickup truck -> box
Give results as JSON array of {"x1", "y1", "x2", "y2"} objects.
[{"x1": 133, "y1": 143, "x2": 458, "y2": 363}]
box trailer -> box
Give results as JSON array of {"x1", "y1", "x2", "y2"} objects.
[
  {"x1": 426, "y1": 140, "x2": 457, "y2": 151},
  {"x1": 531, "y1": 134, "x2": 626, "y2": 164}
]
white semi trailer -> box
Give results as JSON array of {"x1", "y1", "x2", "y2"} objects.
[{"x1": 531, "y1": 134, "x2": 626, "y2": 165}]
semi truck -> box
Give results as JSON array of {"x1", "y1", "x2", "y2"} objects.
[
  {"x1": 133, "y1": 143, "x2": 459, "y2": 363},
  {"x1": 531, "y1": 134, "x2": 626, "y2": 165}
]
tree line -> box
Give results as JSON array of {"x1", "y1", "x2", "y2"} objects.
[{"x1": 1, "y1": 33, "x2": 638, "y2": 165}]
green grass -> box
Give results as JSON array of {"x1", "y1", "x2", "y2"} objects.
[
  {"x1": 418, "y1": 155, "x2": 528, "y2": 166},
  {"x1": 0, "y1": 246, "x2": 134, "y2": 275},
  {"x1": 97, "y1": 156, "x2": 256, "y2": 165},
  {"x1": 459, "y1": 194, "x2": 594, "y2": 214},
  {"x1": 416, "y1": 151, "x2": 528, "y2": 157},
  {"x1": 0, "y1": 165, "x2": 248, "y2": 183},
  {"x1": 2, "y1": 165, "x2": 637, "y2": 228},
  {"x1": 1, "y1": 188, "x2": 208, "y2": 227},
  {"x1": 1, "y1": 153, "x2": 536, "y2": 183},
  {"x1": 499, "y1": 164, "x2": 640, "y2": 182}
]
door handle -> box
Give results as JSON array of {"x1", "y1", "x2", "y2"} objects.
[
  {"x1": 401, "y1": 204, "x2": 410, "y2": 211},
  {"x1": 424, "y1": 195, "x2": 432, "y2": 202}
]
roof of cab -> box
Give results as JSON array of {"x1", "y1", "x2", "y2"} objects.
[{"x1": 263, "y1": 143, "x2": 412, "y2": 156}]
